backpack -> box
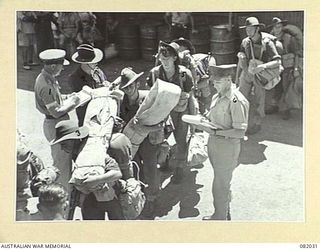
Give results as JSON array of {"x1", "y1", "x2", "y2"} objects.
[{"x1": 117, "y1": 161, "x2": 146, "y2": 220}]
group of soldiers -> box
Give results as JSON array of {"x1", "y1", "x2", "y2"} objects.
[{"x1": 16, "y1": 15, "x2": 303, "y2": 221}]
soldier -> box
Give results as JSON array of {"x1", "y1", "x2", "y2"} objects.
[
  {"x1": 51, "y1": 120, "x2": 126, "y2": 220},
  {"x1": 269, "y1": 17, "x2": 302, "y2": 120},
  {"x1": 238, "y1": 17, "x2": 282, "y2": 134},
  {"x1": 164, "y1": 12, "x2": 197, "y2": 40},
  {"x1": 31, "y1": 183, "x2": 69, "y2": 221},
  {"x1": 34, "y1": 49, "x2": 80, "y2": 190},
  {"x1": 196, "y1": 64, "x2": 249, "y2": 220},
  {"x1": 118, "y1": 67, "x2": 161, "y2": 219},
  {"x1": 146, "y1": 41, "x2": 195, "y2": 183},
  {"x1": 69, "y1": 44, "x2": 108, "y2": 126}
]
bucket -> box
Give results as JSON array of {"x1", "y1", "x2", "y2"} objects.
[
  {"x1": 189, "y1": 25, "x2": 210, "y2": 53},
  {"x1": 117, "y1": 24, "x2": 140, "y2": 60},
  {"x1": 210, "y1": 24, "x2": 239, "y2": 65},
  {"x1": 140, "y1": 24, "x2": 158, "y2": 61}
]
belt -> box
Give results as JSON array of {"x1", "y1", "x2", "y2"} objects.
[
  {"x1": 172, "y1": 23, "x2": 188, "y2": 28},
  {"x1": 45, "y1": 114, "x2": 55, "y2": 119}
]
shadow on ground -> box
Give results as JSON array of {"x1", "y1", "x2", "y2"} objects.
[{"x1": 154, "y1": 168, "x2": 203, "y2": 219}]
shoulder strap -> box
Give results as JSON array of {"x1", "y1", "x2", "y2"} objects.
[
  {"x1": 249, "y1": 40, "x2": 256, "y2": 60},
  {"x1": 178, "y1": 66, "x2": 186, "y2": 90}
]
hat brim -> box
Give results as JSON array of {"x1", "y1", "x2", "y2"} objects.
[
  {"x1": 71, "y1": 48, "x2": 103, "y2": 64},
  {"x1": 266, "y1": 20, "x2": 288, "y2": 28},
  {"x1": 240, "y1": 23, "x2": 265, "y2": 29},
  {"x1": 172, "y1": 38, "x2": 196, "y2": 54},
  {"x1": 120, "y1": 72, "x2": 144, "y2": 89},
  {"x1": 63, "y1": 59, "x2": 70, "y2": 66},
  {"x1": 159, "y1": 41, "x2": 179, "y2": 57},
  {"x1": 17, "y1": 151, "x2": 31, "y2": 165},
  {"x1": 50, "y1": 126, "x2": 89, "y2": 145},
  {"x1": 159, "y1": 41, "x2": 181, "y2": 64}
]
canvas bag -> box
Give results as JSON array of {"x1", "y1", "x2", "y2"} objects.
[
  {"x1": 187, "y1": 133, "x2": 208, "y2": 167},
  {"x1": 248, "y1": 39, "x2": 282, "y2": 90},
  {"x1": 118, "y1": 162, "x2": 146, "y2": 220}
]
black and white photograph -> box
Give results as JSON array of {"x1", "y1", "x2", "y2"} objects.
[{"x1": 16, "y1": 10, "x2": 304, "y2": 222}]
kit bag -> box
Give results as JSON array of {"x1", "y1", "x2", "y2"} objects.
[
  {"x1": 118, "y1": 162, "x2": 146, "y2": 220},
  {"x1": 249, "y1": 40, "x2": 282, "y2": 90},
  {"x1": 187, "y1": 133, "x2": 208, "y2": 167}
]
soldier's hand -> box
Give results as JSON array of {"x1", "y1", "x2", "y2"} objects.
[
  {"x1": 293, "y1": 68, "x2": 300, "y2": 78},
  {"x1": 252, "y1": 64, "x2": 265, "y2": 74},
  {"x1": 70, "y1": 95, "x2": 80, "y2": 105},
  {"x1": 82, "y1": 175, "x2": 102, "y2": 190}
]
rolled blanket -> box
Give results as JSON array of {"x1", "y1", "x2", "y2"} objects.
[{"x1": 135, "y1": 79, "x2": 181, "y2": 126}]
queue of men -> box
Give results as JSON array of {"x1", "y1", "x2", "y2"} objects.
[{"x1": 16, "y1": 16, "x2": 303, "y2": 221}]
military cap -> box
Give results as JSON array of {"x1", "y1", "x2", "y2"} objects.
[
  {"x1": 117, "y1": 67, "x2": 144, "y2": 89},
  {"x1": 39, "y1": 49, "x2": 70, "y2": 65},
  {"x1": 267, "y1": 17, "x2": 288, "y2": 28},
  {"x1": 172, "y1": 37, "x2": 196, "y2": 54},
  {"x1": 240, "y1": 17, "x2": 265, "y2": 29},
  {"x1": 211, "y1": 64, "x2": 237, "y2": 79}
]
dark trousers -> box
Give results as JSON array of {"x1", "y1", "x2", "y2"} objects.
[{"x1": 81, "y1": 193, "x2": 124, "y2": 220}]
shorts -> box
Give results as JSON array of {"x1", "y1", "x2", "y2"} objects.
[{"x1": 18, "y1": 32, "x2": 35, "y2": 47}]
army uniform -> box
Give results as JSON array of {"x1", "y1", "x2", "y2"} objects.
[
  {"x1": 147, "y1": 64, "x2": 194, "y2": 181},
  {"x1": 34, "y1": 49, "x2": 72, "y2": 189},
  {"x1": 239, "y1": 19, "x2": 281, "y2": 132},
  {"x1": 203, "y1": 64, "x2": 249, "y2": 220},
  {"x1": 269, "y1": 18, "x2": 301, "y2": 117}
]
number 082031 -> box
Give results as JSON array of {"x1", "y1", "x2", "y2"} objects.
[{"x1": 300, "y1": 244, "x2": 318, "y2": 248}]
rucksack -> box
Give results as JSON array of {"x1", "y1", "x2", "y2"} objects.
[{"x1": 117, "y1": 161, "x2": 146, "y2": 220}]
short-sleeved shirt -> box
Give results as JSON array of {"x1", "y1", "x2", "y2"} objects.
[
  {"x1": 240, "y1": 32, "x2": 281, "y2": 63},
  {"x1": 146, "y1": 65, "x2": 193, "y2": 93},
  {"x1": 207, "y1": 84, "x2": 249, "y2": 130},
  {"x1": 34, "y1": 69, "x2": 63, "y2": 116}
]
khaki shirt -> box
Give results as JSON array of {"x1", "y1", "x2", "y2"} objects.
[
  {"x1": 207, "y1": 84, "x2": 249, "y2": 130},
  {"x1": 34, "y1": 69, "x2": 63, "y2": 116},
  {"x1": 240, "y1": 32, "x2": 281, "y2": 63}
]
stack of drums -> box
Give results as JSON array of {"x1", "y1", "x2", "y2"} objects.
[
  {"x1": 189, "y1": 26, "x2": 210, "y2": 53},
  {"x1": 157, "y1": 25, "x2": 171, "y2": 43},
  {"x1": 117, "y1": 24, "x2": 140, "y2": 60},
  {"x1": 140, "y1": 24, "x2": 158, "y2": 61},
  {"x1": 210, "y1": 24, "x2": 238, "y2": 65}
]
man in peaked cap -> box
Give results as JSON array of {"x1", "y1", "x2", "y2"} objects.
[
  {"x1": 34, "y1": 49, "x2": 80, "y2": 190},
  {"x1": 237, "y1": 17, "x2": 282, "y2": 134},
  {"x1": 195, "y1": 64, "x2": 249, "y2": 220}
]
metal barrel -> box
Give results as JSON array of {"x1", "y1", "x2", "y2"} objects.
[
  {"x1": 210, "y1": 24, "x2": 239, "y2": 65},
  {"x1": 157, "y1": 25, "x2": 171, "y2": 43},
  {"x1": 117, "y1": 24, "x2": 140, "y2": 60},
  {"x1": 189, "y1": 25, "x2": 210, "y2": 53},
  {"x1": 140, "y1": 24, "x2": 158, "y2": 61}
]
